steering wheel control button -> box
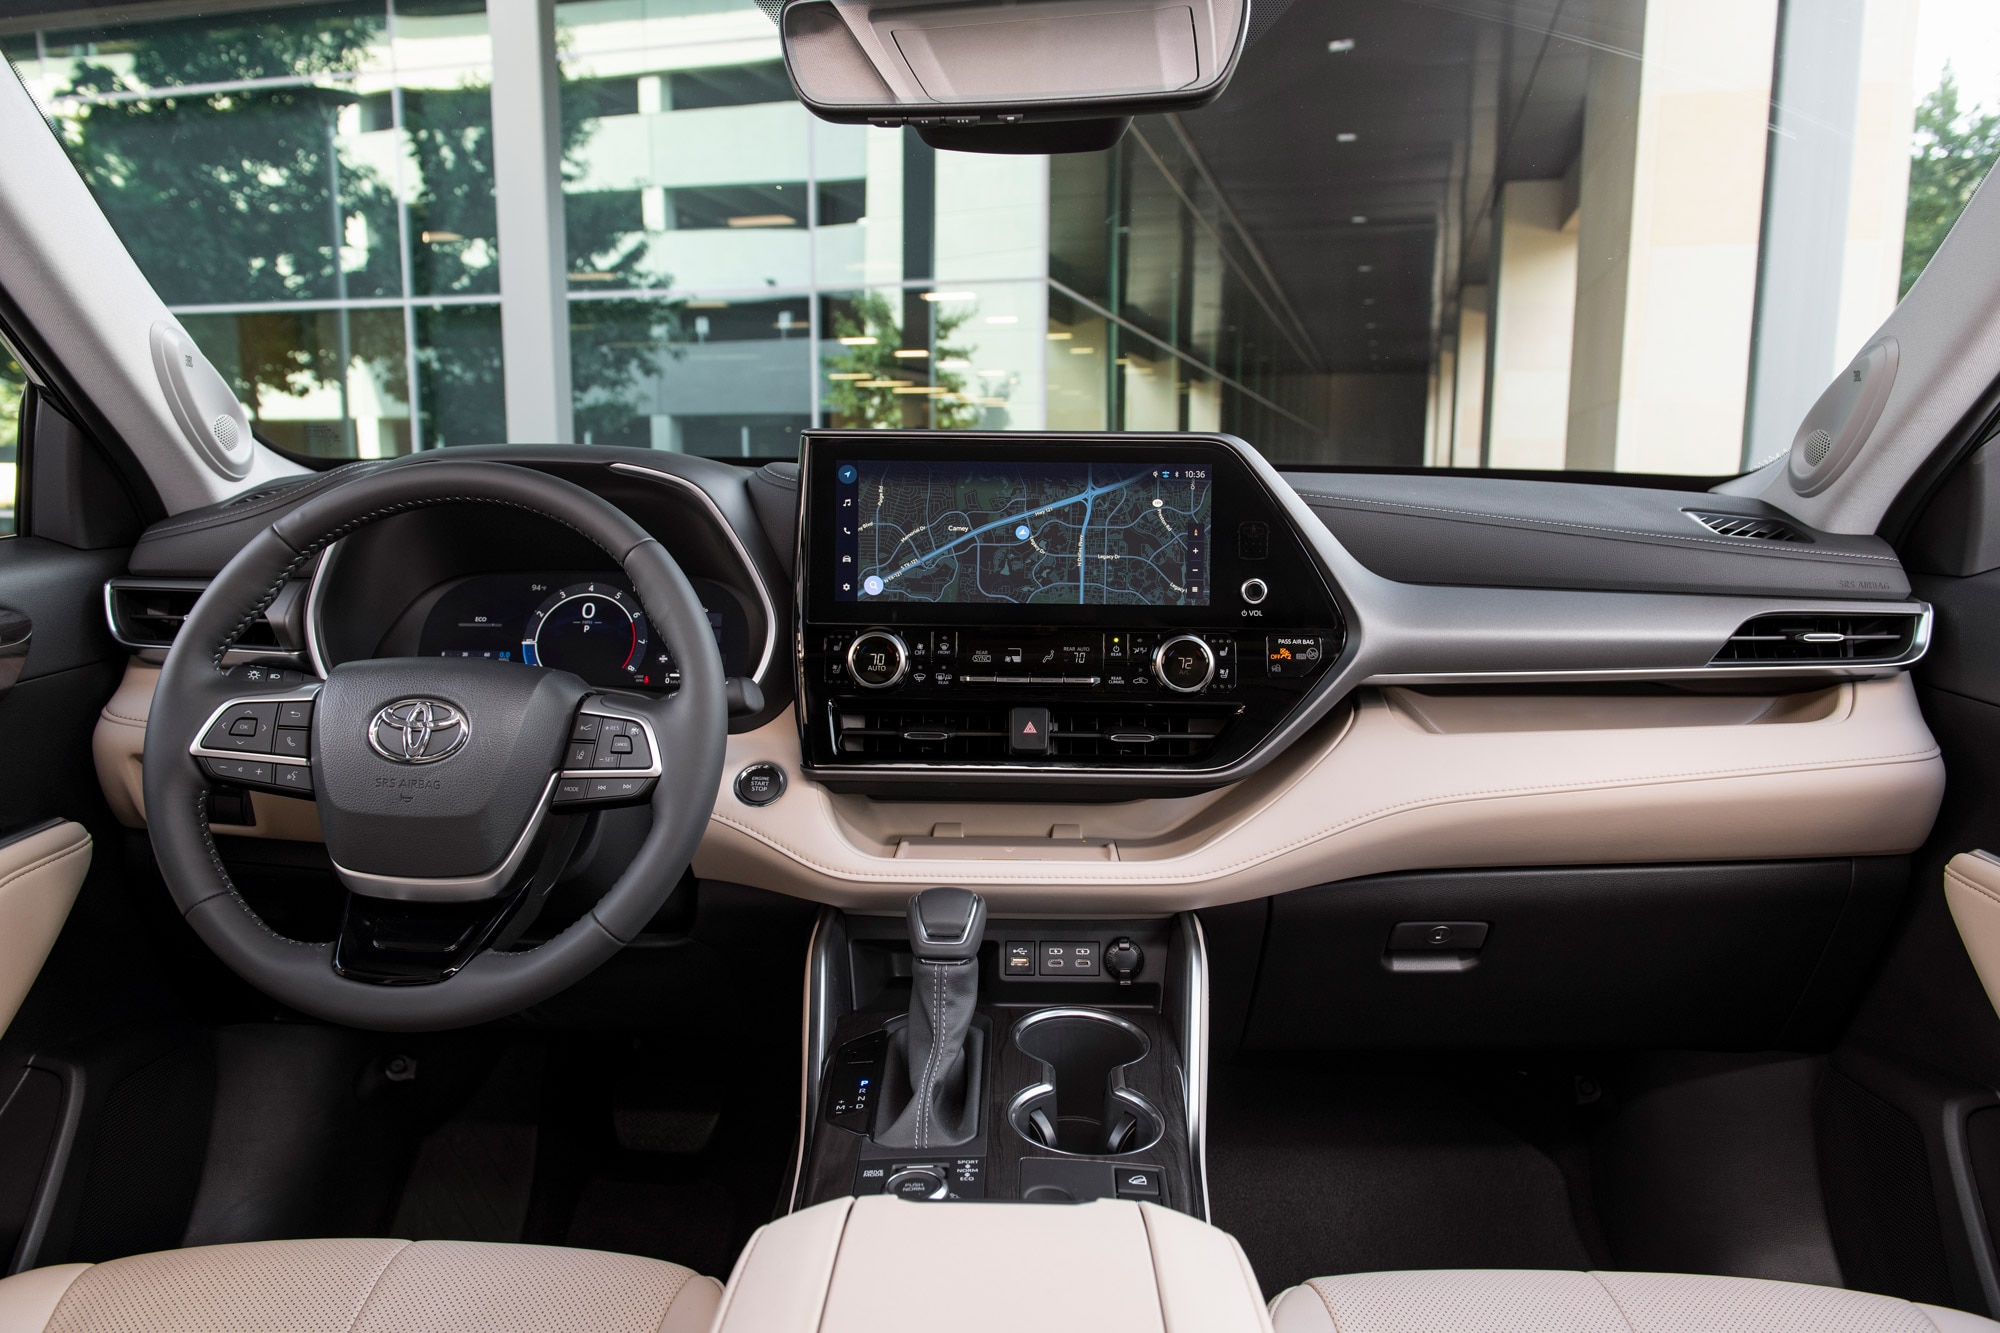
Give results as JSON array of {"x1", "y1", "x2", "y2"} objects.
[
  {"x1": 554, "y1": 777, "x2": 591, "y2": 804},
  {"x1": 1003, "y1": 941, "x2": 1037, "y2": 976},
  {"x1": 846, "y1": 631, "x2": 908, "y2": 689},
  {"x1": 565, "y1": 742, "x2": 599, "y2": 769},
  {"x1": 273, "y1": 764, "x2": 312, "y2": 794},
  {"x1": 1241, "y1": 577, "x2": 1269, "y2": 605},
  {"x1": 1008, "y1": 706, "x2": 1051, "y2": 755},
  {"x1": 734, "y1": 762, "x2": 786, "y2": 807},
  {"x1": 1154, "y1": 635, "x2": 1217, "y2": 693},
  {"x1": 273, "y1": 728, "x2": 310, "y2": 758},
  {"x1": 570, "y1": 714, "x2": 603, "y2": 742},
  {"x1": 1265, "y1": 635, "x2": 1327, "y2": 678},
  {"x1": 587, "y1": 776, "x2": 653, "y2": 803},
  {"x1": 1114, "y1": 1167, "x2": 1163, "y2": 1200},
  {"x1": 203, "y1": 702, "x2": 280, "y2": 752},
  {"x1": 203, "y1": 757, "x2": 274, "y2": 786},
  {"x1": 277, "y1": 699, "x2": 313, "y2": 729}
]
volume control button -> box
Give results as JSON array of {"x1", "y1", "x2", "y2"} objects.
[{"x1": 846, "y1": 631, "x2": 909, "y2": 689}]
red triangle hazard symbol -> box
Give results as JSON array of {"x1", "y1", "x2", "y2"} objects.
[{"x1": 1022, "y1": 721, "x2": 1037, "y2": 734}]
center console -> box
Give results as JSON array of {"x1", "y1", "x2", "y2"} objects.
[
  {"x1": 794, "y1": 431, "x2": 1348, "y2": 796},
  {"x1": 793, "y1": 890, "x2": 1209, "y2": 1219}
]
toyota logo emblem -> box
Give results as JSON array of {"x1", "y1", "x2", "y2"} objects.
[{"x1": 368, "y1": 699, "x2": 470, "y2": 765}]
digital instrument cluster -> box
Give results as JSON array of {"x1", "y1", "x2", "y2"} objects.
[{"x1": 416, "y1": 571, "x2": 742, "y2": 690}]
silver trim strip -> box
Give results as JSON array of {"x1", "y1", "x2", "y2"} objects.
[
  {"x1": 1184, "y1": 912, "x2": 1212, "y2": 1224},
  {"x1": 607, "y1": 461, "x2": 779, "y2": 683},
  {"x1": 790, "y1": 908, "x2": 838, "y2": 1213},
  {"x1": 331, "y1": 771, "x2": 561, "y2": 902},
  {"x1": 303, "y1": 542, "x2": 339, "y2": 679}
]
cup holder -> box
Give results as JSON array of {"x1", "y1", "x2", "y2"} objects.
[{"x1": 1007, "y1": 1008, "x2": 1164, "y2": 1158}]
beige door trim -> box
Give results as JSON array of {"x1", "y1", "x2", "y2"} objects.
[{"x1": 0, "y1": 821, "x2": 91, "y2": 1037}]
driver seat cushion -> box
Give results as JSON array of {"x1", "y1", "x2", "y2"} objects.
[
  {"x1": 1269, "y1": 1270, "x2": 2000, "y2": 1333},
  {"x1": 0, "y1": 1238, "x2": 721, "y2": 1333}
]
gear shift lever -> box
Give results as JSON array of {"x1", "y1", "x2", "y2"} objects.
[{"x1": 875, "y1": 887, "x2": 987, "y2": 1149}]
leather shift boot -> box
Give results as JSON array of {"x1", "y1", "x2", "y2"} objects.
[{"x1": 874, "y1": 957, "x2": 984, "y2": 1149}]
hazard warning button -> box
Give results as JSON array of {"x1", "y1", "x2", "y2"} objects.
[{"x1": 1008, "y1": 706, "x2": 1051, "y2": 756}]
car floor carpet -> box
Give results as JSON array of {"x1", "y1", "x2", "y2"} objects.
[{"x1": 1207, "y1": 1057, "x2": 1607, "y2": 1297}]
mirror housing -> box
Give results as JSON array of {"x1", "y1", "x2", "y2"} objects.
[{"x1": 779, "y1": 0, "x2": 1248, "y2": 152}]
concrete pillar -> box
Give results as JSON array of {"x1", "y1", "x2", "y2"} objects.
[
  {"x1": 1742, "y1": 0, "x2": 1866, "y2": 469},
  {"x1": 489, "y1": 0, "x2": 573, "y2": 444},
  {"x1": 1566, "y1": 0, "x2": 1778, "y2": 474},
  {"x1": 1486, "y1": 181, "x2": 1579, "y2": 469},
  {"x1": 1451, "y1": 286, "x2": 1487, "y2": 469}
]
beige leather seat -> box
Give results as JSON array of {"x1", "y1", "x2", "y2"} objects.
[
  {"x1": 1270, "y1": 1270, "x2": 2000, "y2": 1332},
  {"x1": 0, "y1": 1238, "x2": 720, "y2": 1333}
]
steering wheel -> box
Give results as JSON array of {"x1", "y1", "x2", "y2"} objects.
[{"x1": 142, "y1": 460, "x2": 728, "y2": 1031}]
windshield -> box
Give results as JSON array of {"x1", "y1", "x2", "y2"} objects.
[{"x1": 6, "y1": 0, "x2": 1998, "y2": 476}]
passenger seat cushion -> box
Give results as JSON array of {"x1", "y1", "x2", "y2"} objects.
[
  {"x1": 2, "y1": 1239, "x2": 720, "y2": 1333},
  {"x1": 1269, "y1": 1269, "x2": 2000, "y2": 1333}
]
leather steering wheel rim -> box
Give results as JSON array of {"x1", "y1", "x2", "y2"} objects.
[{"x1": 142, "y1": 459, "x2": 728, "y2": 1032}]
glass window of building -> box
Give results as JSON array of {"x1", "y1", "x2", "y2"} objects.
[{"x1": 8, "y1": 0, "x2": 1999, "y2": 474}]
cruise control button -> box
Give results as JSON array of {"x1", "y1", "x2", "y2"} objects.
[
  {"x1": 570, "y1": 713, "x2": 603, "y2": 742},
  {"x1": 609, "y1": 734, "x2": 633, "y2": 755},
  {"x1": 565, "y1": 742, "x2": 599, "y2": 770}
]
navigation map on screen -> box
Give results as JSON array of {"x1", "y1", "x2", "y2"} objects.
[{"x1": 832, "y1": 460, "x2": 1211, "y2": 606}]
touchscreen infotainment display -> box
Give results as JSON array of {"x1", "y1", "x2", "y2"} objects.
[{"x1": 832, "y1": 460, "x2": 1211, "y2": 606}]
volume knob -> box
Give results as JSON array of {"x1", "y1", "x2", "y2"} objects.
[{"x1": 846, "y1": 631, "x2": 908, "y2": 689}]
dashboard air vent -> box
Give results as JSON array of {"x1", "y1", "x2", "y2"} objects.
[
  {"x1": 106, "y1": 579, "x2": 282, "y2": 651},
  {"x1": 1687, "y1": 510, "x2": 1810, "y2": 543},
  {"x1": 831, "y1": 703, "x2": 1239, "y2": 763},
  {"x1": 1712, "y1": 612, "x2": 1920, "y2": 664}
]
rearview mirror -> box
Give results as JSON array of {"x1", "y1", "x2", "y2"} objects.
[{"x1": 779, "y1": 0, "x2": 1248, "y2": 153}]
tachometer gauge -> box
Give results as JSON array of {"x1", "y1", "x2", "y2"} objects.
[{"x1": 522, "y1": 583, "x2": 672, "y2": 687}]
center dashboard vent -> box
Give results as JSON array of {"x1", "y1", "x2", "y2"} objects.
[
  {"x1": 1712, "y1": 612, "x2": 1922, "y2": 664},
  {"x1": 1686, "y1": 510, "x2": 1811, "y2": 543},
  {"x1": 831, "y1": 703, "x2": 1239, "y2": 764}
]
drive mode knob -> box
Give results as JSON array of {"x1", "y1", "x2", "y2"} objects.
[
  {"x1": 846, "y1": 631, "x2": 908, "y2": 689},
  {"x1": 1154, "y1": 635, "x2": 1216, "y2": 693}
]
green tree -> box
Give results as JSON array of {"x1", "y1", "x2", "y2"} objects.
[
  {"x1": 53, "y1": 7, "x2": 675, "y2": 452},
  {"x1": 823, "y1": 291, "x2": 981, "y2": 429},
  {"x1": 1903, "y1": 66, "x2": 2000, "y2": 296}
]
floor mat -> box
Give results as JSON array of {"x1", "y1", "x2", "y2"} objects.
[{"x1": 1207, "y1": 1060, "x2": 1602, "y2": 1296}]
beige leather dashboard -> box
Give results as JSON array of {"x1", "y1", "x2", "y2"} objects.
[{"x1": 96, "y1": 660, "x2": 1943, "y2": 914}]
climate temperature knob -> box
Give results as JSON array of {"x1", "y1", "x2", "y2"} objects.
[
  {"x1": 1153, "y1": 635, "x2": 1216, "y2": 693},
  {"x1": 846, "y1": 631, "x2": 909, "y2": 689}
]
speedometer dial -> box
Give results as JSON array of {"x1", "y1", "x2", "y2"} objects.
[{"x1": 522, "y1": 583, "x2": 669, "y2": 687}]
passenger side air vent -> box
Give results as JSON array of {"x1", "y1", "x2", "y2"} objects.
[
  {"x1": 830, "y1": 703, "x2": 1240, "y2": 764},
  {"x1": 106, "y1": 578, "x2": 286, "y2": 652},
  {"x1": 1686, "y1": 510, "x2": 1810, "y2": 543},
  {"x1": 1712, "y1": 612, "x2": 1922, "y2": 664}
]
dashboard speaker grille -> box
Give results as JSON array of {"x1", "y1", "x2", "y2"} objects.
[
  {"x1": 830, "y1": 702, "x2": 1239, "y2": 763},
  {"x1": 1712, "y1": 612, "x2": 1920, "y2": 664}
]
